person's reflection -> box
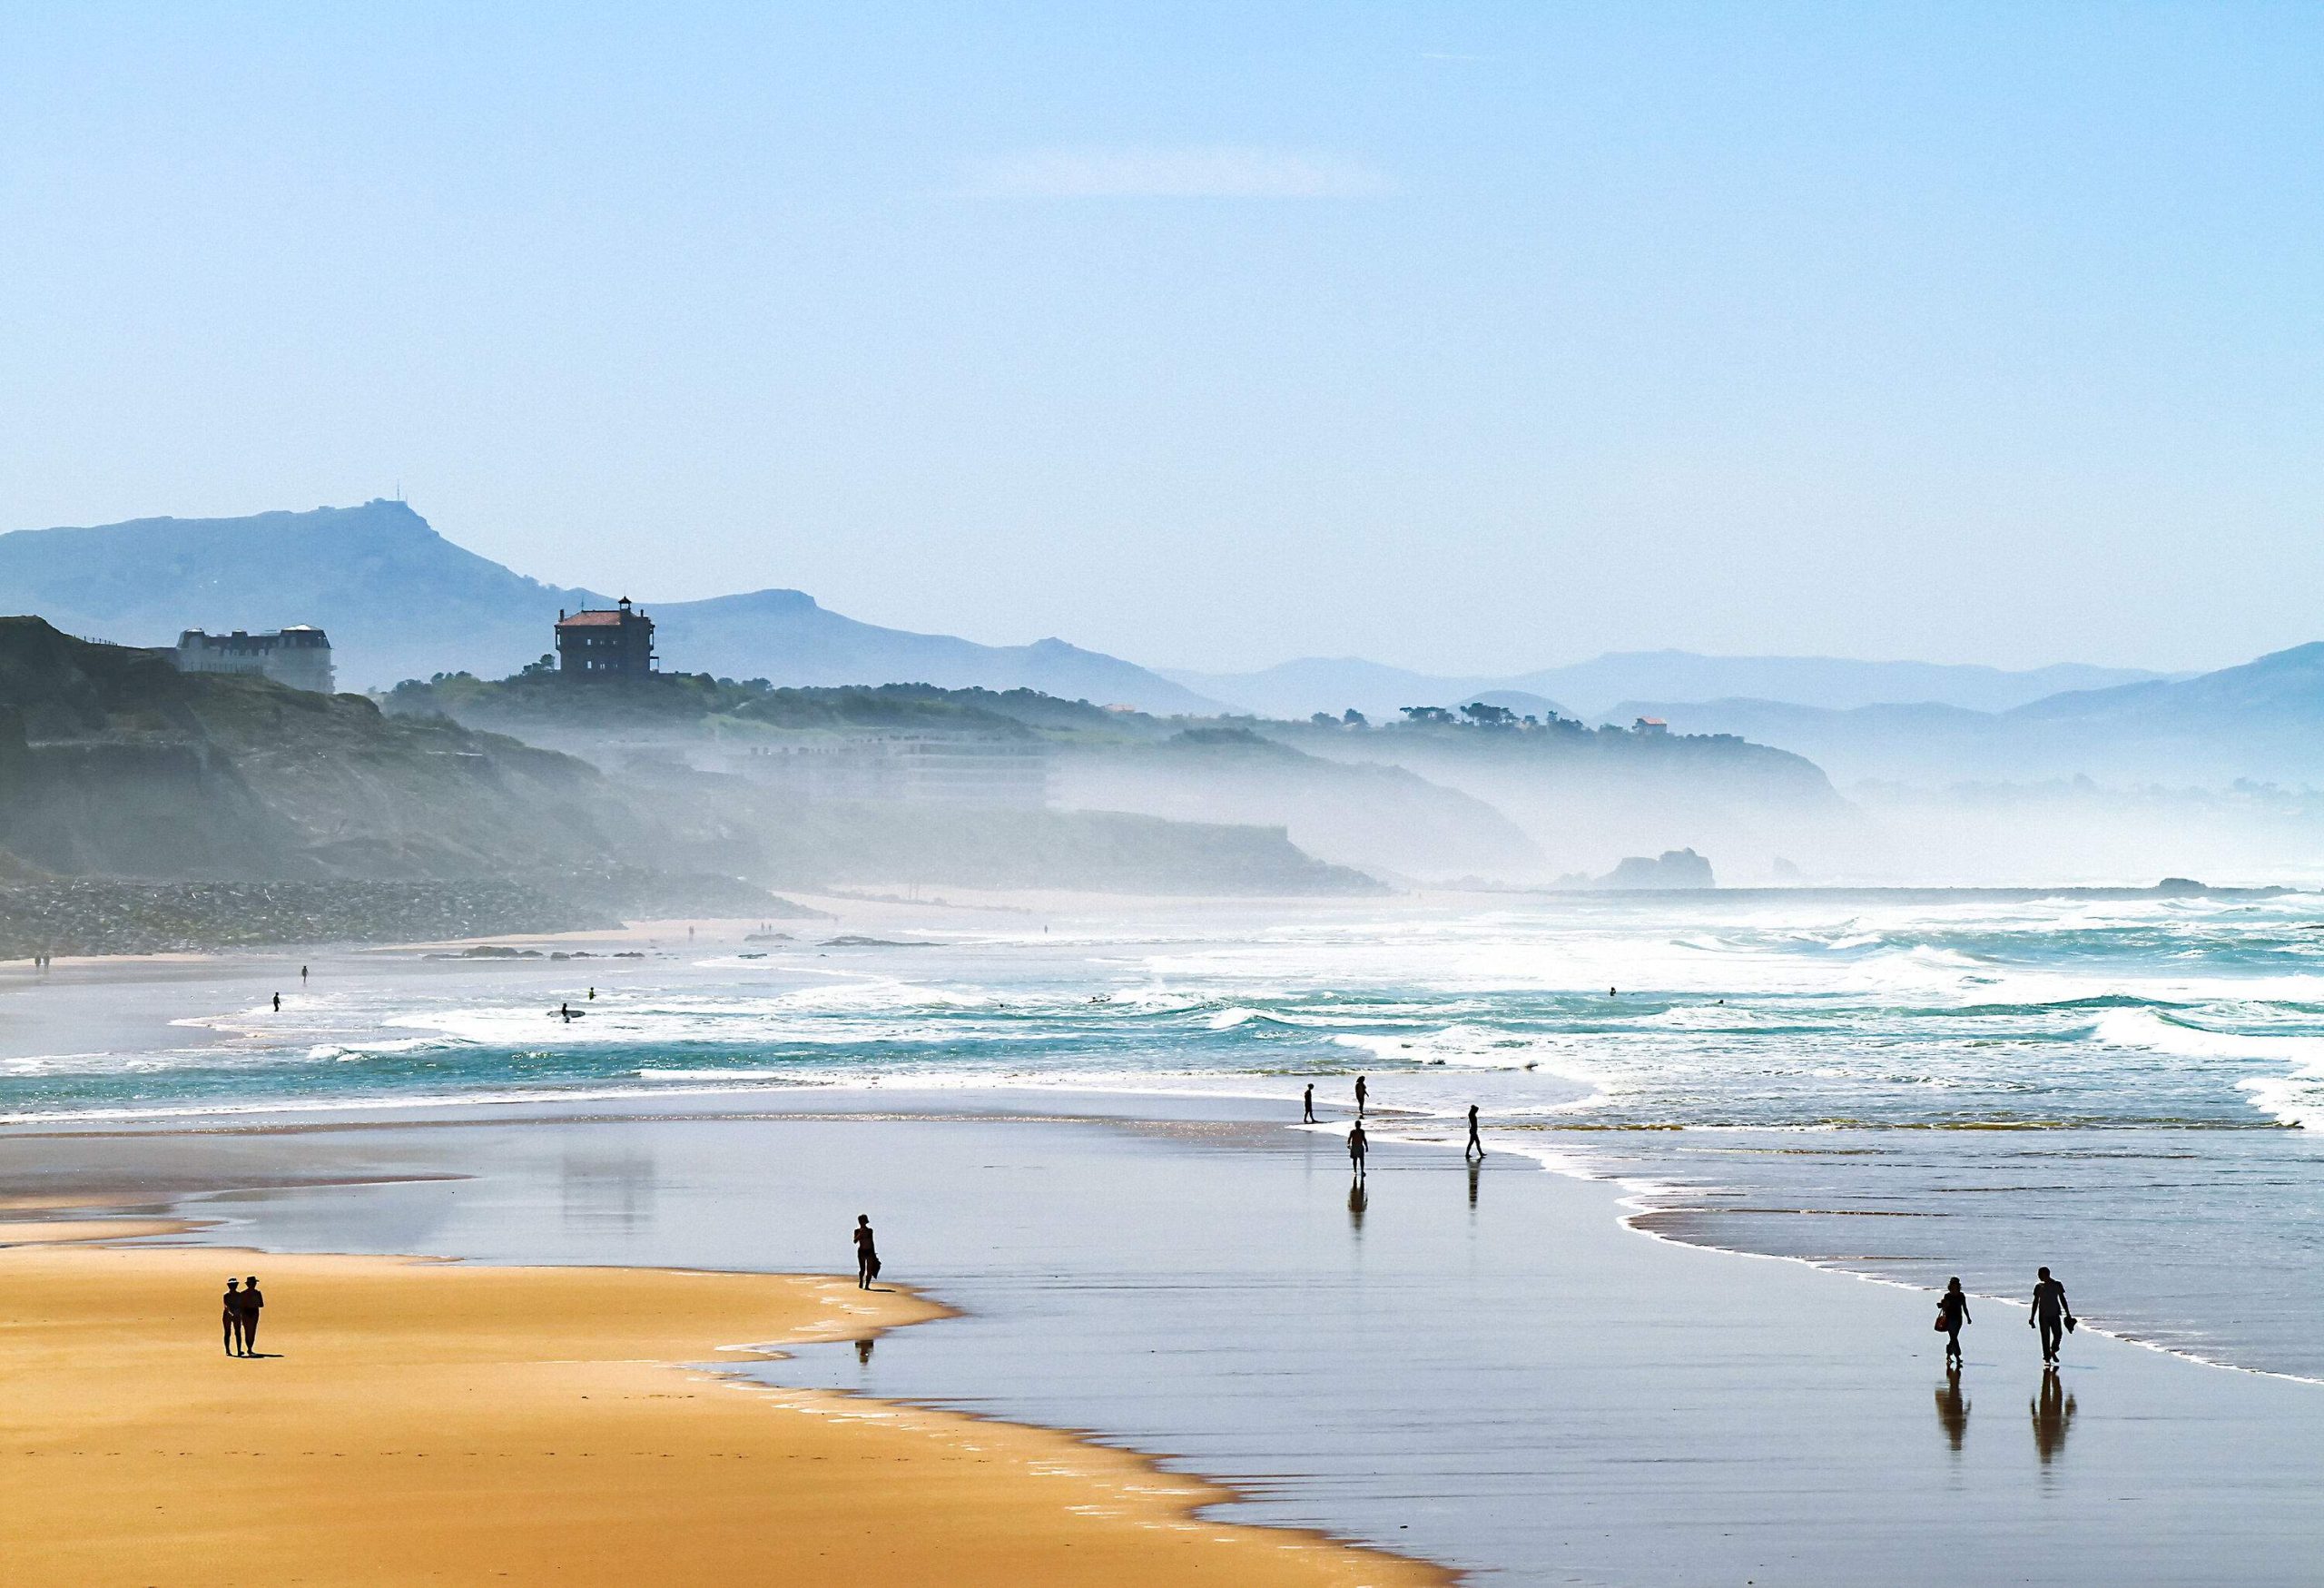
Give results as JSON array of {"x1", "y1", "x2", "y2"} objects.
[
  {"x1": 1934, "y1": 1365, "x2": 1969, "y2": 1452},
  {"x1": 2031, "y1": 1369, "x2": 2075, "y2": 1465},
  {"x1": 1347, "y1": 1179, "x2": 1367, "y2": 1230},
  {"x1": 1467, "y1": 1158, "x2": 1482, "y2": 1210},
  {"x1": 855, "y1": 1336, "x2": 875, "y2": 1366}
]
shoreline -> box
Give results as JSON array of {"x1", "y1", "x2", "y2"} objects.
[
  {"x1": 0, "y1": 1219, "x2": 1449, "y2": 1588},
  {"x1": 13, "y1": 1080, "x2": 2323, "y2": 1388}
]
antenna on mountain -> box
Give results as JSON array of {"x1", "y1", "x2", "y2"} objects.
[{"x1": 395, "y1": 478, "x2": 404, "y2": 503}]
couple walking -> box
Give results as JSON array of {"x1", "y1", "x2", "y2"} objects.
[
  {"x1": 1935, "y1": 1267, "x2": 2073, "y2": 1366},
  {"x1": 219, "y1": 1275, "x2": 266, "y2": 1356}
]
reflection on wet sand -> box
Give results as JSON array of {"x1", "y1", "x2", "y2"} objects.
[
  {"x1": 1935, "y1": 1366, "x2": 1969, "y2": 1453},
  {"x1": 2033, "y1": 1369, "x2": 2076, "y2": 1465},
  {"x1": 1348, "y1": 1180, "x2": 1367, "y2": 1231},
  {"x1": 1467, "y1": 1159, "x2": 1481, "y2": 1209},
  {"x1": 856, "y1": 1336, "x2": 876, "y2": 1366}
]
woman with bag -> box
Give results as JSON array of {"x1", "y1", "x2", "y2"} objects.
[{"x1": 1935, "y1": 1277, "x2": 1971, "y2": 1365}]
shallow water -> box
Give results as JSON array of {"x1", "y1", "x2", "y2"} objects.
[{"x1": 7, "y1": 891, "x2": 2324, "y2": 1376}]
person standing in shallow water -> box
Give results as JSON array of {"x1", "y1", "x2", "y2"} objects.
[
  {"x1": 221, "y1": 1277, "x2": 243, "y2": 1356},
  {"x1": 1354, "y1": 1075, "x2": 1368, "y2": 1117},
  {"x1": 1302, "y1": 1083, "x2": 1315, "y2": 1123},
  {"x1": 1464, "y1": 1103, "x2": 1484, "y2": 1161},
  {"x1": 1937, "y1": 1277, "x2": 1971, "y2": 1365},
  {"x1": 237, "y1": 1275, "x2": 264, "y2": 1355},
  {"x1": 1347, "y1": 1120, "x2": 1368, "y2": 1179},
  {"x1": 853, "y1": 1215, "x2": 880, "y2": 1289},
  {"x1": 2030, "y1": 1267, "x2": 2073, "y2": 1365}
]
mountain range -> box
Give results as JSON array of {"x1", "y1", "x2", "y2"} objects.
[
  {"x1": 0, "y1": 501, "x2": 1220, "y2": 712},
  {"x1": 1620, "y1": 643, "x2": 2324, "y2": 786},
  {"x1": 11, "y1": 500, "x2": 2316, "y2": 794}
]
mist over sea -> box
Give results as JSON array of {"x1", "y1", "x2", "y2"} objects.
[{"x1": 13, "y1": 892, "x2": 2324, "y2": 1379}]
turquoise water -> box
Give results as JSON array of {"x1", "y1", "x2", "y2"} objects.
[{"x1": 8, "y1": 892, "x2": 2324, "y2": 1375}]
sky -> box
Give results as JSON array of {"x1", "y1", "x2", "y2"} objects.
[{"x1": 3, "y1": 3, "x2": 2320, "y2": 676}]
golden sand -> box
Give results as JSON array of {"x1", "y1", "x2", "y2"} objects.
[{"x1": 0, "y1": 1240, "x2": 1444, "y2": 1587}]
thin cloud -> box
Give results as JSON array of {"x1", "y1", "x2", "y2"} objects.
[{"x1": 960, "y1": 145, "x2": 1393, "y2": 200}]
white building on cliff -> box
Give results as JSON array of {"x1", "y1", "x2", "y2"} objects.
[{"x1": 173, "y1": 626, "x2": 336, "y2": 694}]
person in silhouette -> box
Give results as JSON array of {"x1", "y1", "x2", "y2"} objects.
[
  {"x1": 1938, "y1": 1277, "x2": 1972, "y2": 1365},
  {"x1": 1935, "y1": 1365, "x2": 1969, "y2": 1453},
  {"x1": 1347, "y1": 1120, "x2": 1368, "y2": 1179},
  {"x1": 222, "y1": 1277, "x2": 243, "y2": 1356},
  {"x1": 1303, "y1": 1083, "x2": 1315, "y2": 1123},
  {"x1": 300, "y1": 964, "x2": 308, "y2": 983},
  {"x1": 587, "y1": 986, "x2": 596, "y2": 1001},
  {"x1": 2030, "y1": 1267, "x2": 2073, "y2": 1364},
  {"x1": 2031, "y1": 1367, "x2": 2075, "y2": 1465},
  {"x1": 237, "y1": 1275, "x2": 265, "y2": 1355},
  {"x1": 1464, "y1": 1103, "x2": 1484, "y2": 1160},
  {"x1": 853, "y1": 1214, "x2": 880, "y2": 1289},
  {"x1": 271, "y1": 992, "x2": 281, "y2": 1012},
  {"x1": 1354, "y1": 1075, "x2": 1368, "y2": 1117},
  {"x1": 558, "y1": 1002, "x2": 576, "y2": 1021}
]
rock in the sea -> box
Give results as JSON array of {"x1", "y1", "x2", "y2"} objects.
[{"x1": 1598, "y1": 848, "x2": 1716, "y2": 890}]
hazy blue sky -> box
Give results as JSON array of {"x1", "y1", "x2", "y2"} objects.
[{"x1": 5, "y1": 4, "x2": 2319, "y2": 674}]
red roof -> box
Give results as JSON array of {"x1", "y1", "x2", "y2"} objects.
[{"x1": 556, "y1": 608, "x2": 643, "y2": 628}]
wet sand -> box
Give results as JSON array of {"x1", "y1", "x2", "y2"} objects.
[
  {"x1": 0, "y1": 1234, "x2": 1442, "y2": 1588},
  {"x1": 12, "y1": 1092, "x2": 2324, "y2": 1585}
]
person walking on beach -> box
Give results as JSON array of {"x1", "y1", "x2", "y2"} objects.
[
  {"x1": 271, "y1": 991, "x2": 281, "y2": 1012},
  {"x1": 237, "y1": 1275, "x2": 265, "y2": 1355},
  {"x1": 2030, "y1": 1267, "x2": 2073, "y2": 1365},
  {"x1": 221, "y1": 1277, "x2": 243, "y2": 1356},
  {"x1": 1464, "y1": 1103, "x2": 1484, "y2": 1160},
  {"x1": 853, "y1": 1215, "x2": 880, "y2": 1289},
  {"x1": 1348, "y1": 1120, "x2": 1368, "y2": 1179},
  {"x1": 1937, "y1": 1277, "x2": 1971, "y2": 1365},
  {"x1": 300, "y1": 964, "x2": 308, "y2": 984},
  {"x1": 1354, "y1": 1075, "x2": 1368, "y2": 1117},
  {"x1": 1303, "y1": 1083, "x2": 1315, "y2": 1123}
]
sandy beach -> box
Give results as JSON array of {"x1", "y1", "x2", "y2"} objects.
[{"x1": 0, "y1": 1231, "x2": 1441, "y2": 1588}]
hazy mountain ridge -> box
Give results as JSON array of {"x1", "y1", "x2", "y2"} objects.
[
  {"x1": 1169, "y1": 651, "x2": 2169, "y2": 722},
  {"x1": 0, "y1": 501, "x2": 1216, "y2": 712},
  {"x1": 1618, "y1": 644, "x2": 2324, "y2": 786}
]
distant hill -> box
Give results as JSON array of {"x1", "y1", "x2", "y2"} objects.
[
  {"x1": 651, "y1": 588, "x2": 1214, "y2": 711},
  {"x1": 1618, "y1": 642, "x2": 2324, "y2": 787},
  {"x1": 0, "y1": 500, "x2": 1216, "y2": 711},
  {"x1": 1167, "y1": 651, "x2": 2166, "y2": 721}
]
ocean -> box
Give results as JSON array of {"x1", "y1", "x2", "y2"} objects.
[{"x1": 9, "y1": 890, "x2": 2324, "y2": 1379}]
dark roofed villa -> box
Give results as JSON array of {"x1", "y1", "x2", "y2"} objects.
[{"x1": 555, "y1": 597, "x2": 656, "y2": 678}]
